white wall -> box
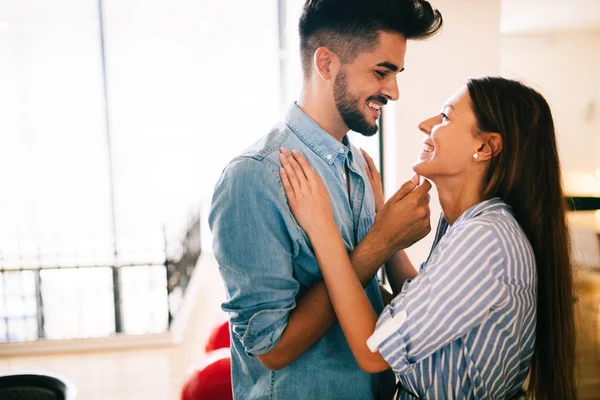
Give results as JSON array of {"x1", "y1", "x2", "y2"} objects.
[
  {"x1": 383, "y1": 0, "x2": 502, "y2": 264},
  {"x1": 501, "y1": 31, "x2": 600, "y2": 195},
  {"x1": 500, "y1": 0, "x2": 600, "y2": 34}
]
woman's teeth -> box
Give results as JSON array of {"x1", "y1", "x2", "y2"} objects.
[{"x1": 422, "y1": 144, "x2": 434, "y2": 152}]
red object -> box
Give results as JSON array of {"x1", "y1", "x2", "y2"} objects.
[
  {"x1": 181, "y1": 348, "x2": 233, "y2": 400},
  {"x1": 205, "y1": 320, "x2": 230, "y2": 353}
]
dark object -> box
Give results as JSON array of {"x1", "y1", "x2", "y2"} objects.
[
  {"x1": 566, "y1": 196, "x2": 600, "y2": 211},
  {"x1": 0, "y1": 373, "x2": 76, "y2": 400}
]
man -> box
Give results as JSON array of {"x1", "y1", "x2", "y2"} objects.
[{"x1": 209, "y1": 0, "x2": 442, "y2": 398}]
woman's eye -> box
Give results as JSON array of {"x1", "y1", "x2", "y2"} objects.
[{"x1": 441, "y1": 112, "x2": 449, "y2": 121}]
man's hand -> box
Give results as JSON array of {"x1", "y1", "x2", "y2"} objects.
[{"x1": 370, "y1": 175, "x2": 432, "y2": 254}]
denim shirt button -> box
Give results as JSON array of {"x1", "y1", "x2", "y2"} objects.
[{"x1": 326, "y1": 154, "x2": 333, "y2": 160}]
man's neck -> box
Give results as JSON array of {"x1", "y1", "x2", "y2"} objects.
[{"x1": 298, "y1": 89, "x2": 348, "y2": 142}]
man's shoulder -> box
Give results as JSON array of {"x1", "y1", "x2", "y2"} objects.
[
  {"x1": 216, "y1": 122, "x2": 296, "y2": 191},
  {"x1": 221, "y1": 155, "x2": 277, "y2": 186},
  {"x1": 237, "y1": 121, "x2": 292, "y2": 163}
]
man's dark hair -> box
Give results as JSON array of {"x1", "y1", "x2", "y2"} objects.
[{"x1": 299, "y1": 0, "x2": 442, "y2": 77}]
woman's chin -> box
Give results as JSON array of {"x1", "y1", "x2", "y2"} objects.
[
  {"x1": 412, "y1": 163, "x2": 435, "y2": 182},
  {"x1": 412, "y1": 160, "x2": 427, "y2": 176}
]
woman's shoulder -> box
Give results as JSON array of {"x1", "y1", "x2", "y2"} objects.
[
  {"x1": 464, "y1": 206, "x2": 527, "y2": 237},
  {"x1": 448, "y1": 204, "x2": 532, "y2": 255},
  {"x1": 455, "y1": 207, "x2": 536, "y2": 274}
]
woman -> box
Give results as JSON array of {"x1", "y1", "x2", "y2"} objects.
[{"x1": 278, "y1": 77, "x2": 575, "y2": 399}]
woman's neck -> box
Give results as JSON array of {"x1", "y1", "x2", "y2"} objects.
[{"x1": 435, "y1": 176, "x2": 486, "y2": 226}]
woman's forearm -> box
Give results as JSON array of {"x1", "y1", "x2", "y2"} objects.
[{"x1": 308, "y1": 223, "x2": 390, "y2": 372}]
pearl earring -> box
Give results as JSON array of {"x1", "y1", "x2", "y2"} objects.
[{"x1": 473, "y1": 153, "x2": 479, "y2": 159}]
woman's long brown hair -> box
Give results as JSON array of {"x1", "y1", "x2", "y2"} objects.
[{"x1": 467, "y1": 76, "x2": 576, "y2": 400}]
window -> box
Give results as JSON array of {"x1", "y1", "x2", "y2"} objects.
[{"x1": 0, "y1": 0, "x2": 280, "y2": 342}]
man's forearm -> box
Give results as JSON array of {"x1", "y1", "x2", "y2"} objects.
[
  {"x1": 257, "y1": 231, "x2": 393, "y2": 370},
  {"x1": 385, "y1": 250, "x2": 418, "y2": 295}
]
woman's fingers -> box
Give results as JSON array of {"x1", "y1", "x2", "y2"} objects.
[
  {"x1": 283, "y1": 149, "x2": 309, "y2": 186},
  {"x1": 290, "y1": 149, "x2": 317, "y2": 181},
  {"x1": 279, "y1": 167, "x2": 295, "y2": 200},
  {"x1": 361, "y1": 150, "x2": 373, "y2": 178},
  {"x1": 364, "y1": 163, "x2": 373, "y2": 182},
  {"x1": 280, "y1": 149, "x2": 302, "y2": 195},
  {"x1": 361, "y1": 148, "x2": 379, "y2": 178}
]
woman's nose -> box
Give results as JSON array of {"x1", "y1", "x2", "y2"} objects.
[{"x1": 418, "y1": 117, "x2": 435, "y2": 135}]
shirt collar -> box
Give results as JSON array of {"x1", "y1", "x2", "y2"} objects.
[
  {"x1": 453, "y1": 197, "x2": 509, "y2": 227},
  {"x1": 428, "y1": 197, "x2": 508, "y2": 261},
  {"x1": 284, "y1": 103, "x2": 351, "y2": 165}
]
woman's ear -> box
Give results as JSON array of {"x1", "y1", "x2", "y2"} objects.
[
  {"x1": 487, "y1": 133, "x2": 503, "y2": 157},
  {"x1": 476, "y1": 133, "x2": 503, "y2": 161}
]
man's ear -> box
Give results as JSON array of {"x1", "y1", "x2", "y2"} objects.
[
  {"x1": 475, "y1": 133, "x2": 502, "y2": 161},
  {"x1": 313, "y1": 46, "x2": 339, "y2": 81}
]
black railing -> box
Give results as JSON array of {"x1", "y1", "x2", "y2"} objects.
[
  {"x1": 567, "y1": 196, "x2": 600, "y2": 211},
  {"x1": 165, "y1": 216, "x2": 202, "y2": 326},
  {"x1": 0, "y1": 214, "x2": 201, "y2": 343}
]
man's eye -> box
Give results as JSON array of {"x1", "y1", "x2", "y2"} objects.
[{"x1": 375, "y1": 71, "x2": 387, "y2": 79}]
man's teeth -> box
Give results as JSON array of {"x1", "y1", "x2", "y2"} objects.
[
  {"x1": 367, "y1": 101, "x2": 382, "y2": 110},
  {"x1": 423, "y1": 144, "x2": 434, "y2": 152}
]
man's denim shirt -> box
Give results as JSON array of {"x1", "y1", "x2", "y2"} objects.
[{"x1": 209, "y1": 104, "x2": 390, "y2": 399}]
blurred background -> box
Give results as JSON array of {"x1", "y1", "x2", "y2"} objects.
[{"x1": 0, "y1": 0, "x2": 599, "y2": 399}]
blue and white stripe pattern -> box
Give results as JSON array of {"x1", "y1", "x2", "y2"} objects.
[{"x1": 373, "y1": 198, "x2": 536, "y2": 399}]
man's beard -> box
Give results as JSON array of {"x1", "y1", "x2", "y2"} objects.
[{"x1": 333, "y1": 67, "x2": 379, "y2": 137}]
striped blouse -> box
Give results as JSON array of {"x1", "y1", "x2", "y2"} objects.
[{"x1": 371, "y1": 198, "x2": 536, "y2": 399}]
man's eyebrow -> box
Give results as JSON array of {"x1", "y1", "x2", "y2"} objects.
[{"x1": 376, "y1": 61, "x2": 405, "y2": 73}]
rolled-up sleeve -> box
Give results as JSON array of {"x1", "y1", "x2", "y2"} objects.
[
  {"x1": 209, "y1": 157, "x2": 300, "y2": 356},
  {"x1": 371, "y1": 222, "x2": 507, "y2": 374}
]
